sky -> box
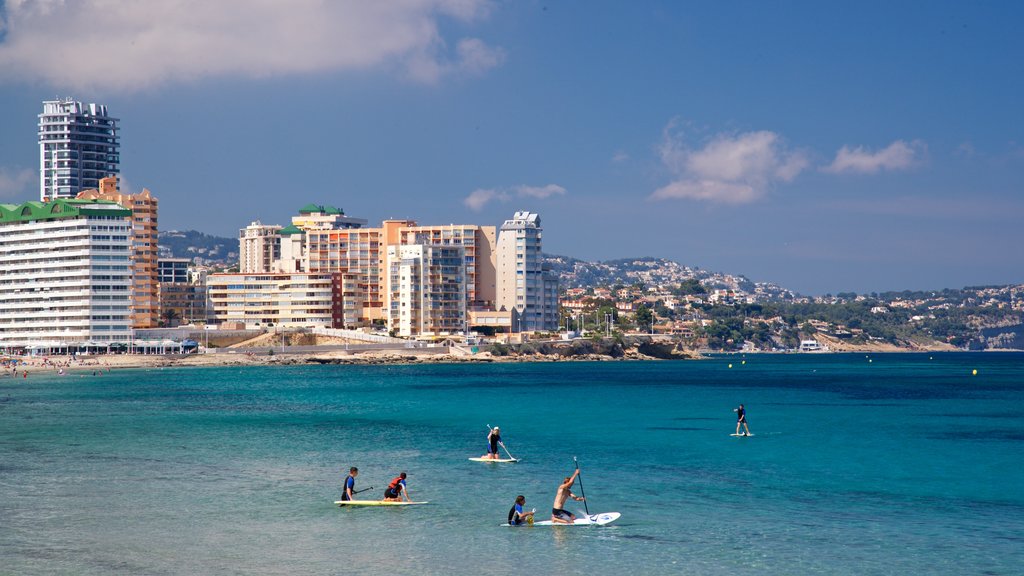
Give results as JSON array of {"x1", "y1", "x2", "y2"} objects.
[{"x1": 1, "y1": 0, "x2": 1022, "y2": 295}]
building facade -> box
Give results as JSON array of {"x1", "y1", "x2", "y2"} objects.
[
  {"x1": 0, "y1": 199, "x2": 132, "y2": 348},
  {"x1": 77, "y1": 177, "x2": 159, "y2": 329},
  {"x1": 495, "y1": 211, "x2": 559, "y2": 332},
  {"x1": 39, "y1": 99, "x2": 120, "y2": 202},
  {"x1": 239, "y1": 221, "x2": 281, "y2": 273},
  {"x1": 386, "y1": 244, "x2": 467, "y2": 338},
  {"x1": 207, "y1": 273, "x2": 342, "y2": 329}
]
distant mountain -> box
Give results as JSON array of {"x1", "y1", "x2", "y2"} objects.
[{"x1": 158, "y1": 230, "x2": 237, "y2": 266}]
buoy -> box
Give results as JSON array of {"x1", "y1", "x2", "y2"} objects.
[
  {"x1": 741, "y1": 360, "x2": 746, "y2": 365},
  {"x1": 728, "y1": 364, "x2": 733, "y2": 368},
  {"x1": 869, "y1": 359, "x2": 873, "y2": 363},
  {"x1": 972, "y1": 369, "x2": 977, "y2": 376}
]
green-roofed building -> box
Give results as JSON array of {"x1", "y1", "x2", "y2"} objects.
[{"x1": 0, "y1": 198, "x2": 134, "y2": 348}]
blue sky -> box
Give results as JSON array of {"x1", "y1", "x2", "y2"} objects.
[{"x1": 1, "y1": 0, "x2": 1022, "y2": 295}]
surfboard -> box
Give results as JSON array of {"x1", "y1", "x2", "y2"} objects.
[
  {"x1": 468, "y1": 457, "x2": 519, "y2": 463},
  {"x1": 334, "y1": 500, "x2": 429, "y2": 506},
  {"x1": 505, "y1": 512, "x2": 620, "y2": 526},
  {"x1": 730, "y1": 433, "x2": 754, "y2": 437}
]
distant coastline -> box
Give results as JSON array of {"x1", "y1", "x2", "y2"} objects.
[{"x1": 5, "y1": 341, "x2": 1019, "y2": 377}]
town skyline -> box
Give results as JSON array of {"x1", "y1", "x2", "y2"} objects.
[{"x1": 2, "y1": 1, "x2": 1022, "y2": 295}]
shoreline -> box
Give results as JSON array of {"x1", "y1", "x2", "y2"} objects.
[{"x1": 3, "y1": 346, "x2": 1018, "y2": 377}]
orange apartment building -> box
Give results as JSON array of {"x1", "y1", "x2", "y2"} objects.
[
  {"x1": 277, "y1": 210, "x2": 497, "y2": 328},
  {"x1": 76, "y1": 176, "x2": 159, "y2": 328}
]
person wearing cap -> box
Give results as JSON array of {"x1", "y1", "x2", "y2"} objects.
[{"x1": 482, "y1": 426, "x2": 502, "y2": 460}]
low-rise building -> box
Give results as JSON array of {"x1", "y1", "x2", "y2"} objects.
[{"x1": 207, "y1": 272, "x2": 342, "y2": 329}]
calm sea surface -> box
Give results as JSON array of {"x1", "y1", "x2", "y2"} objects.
[{"x1": 1, "y1": 353, "x2": 1022, "y2": 575}]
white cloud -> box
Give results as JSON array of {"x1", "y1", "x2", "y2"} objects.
[
  {"x1": 463, "y1": 188, "x2": 505, "y2": 211},
  {"x1": 611, "y1": 151, "x2": 629, "y2": 163},
  {"x1": 651, "y1": 121, "x2": 808, "y2": 204},
  {"x1": 0, "y1": 167, "x2": 35, "y2": 199},
  {"x1": 823, "y1": 140, "x2": 925, "y2": 174},
  {"x1": 515, "y1": 184, "x2": 566, "y2": 199},
  {"x1": 0, "y1": 0, "x2": 503, "y2": 91},
  {"x1": 463, "y1": 183, "x2": 566, "y2": 211}
]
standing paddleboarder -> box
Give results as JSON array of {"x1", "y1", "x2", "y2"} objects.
[
  {"x1": 550, "y1": 469, "x2": 585, "y2": 524},
  {"x1": 482, "y1": 426, "x2": 502, "y2": 460},
  {"x1": 734, "y1": 404, "x2": 751, "y2": 436}
]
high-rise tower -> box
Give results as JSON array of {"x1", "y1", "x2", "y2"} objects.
[
  {"x1": 39, "y1": 99, "x2": 120, "y2": 201},
  {"x1": 495, "y1": 211, "x2": 559, "y2": 332}
]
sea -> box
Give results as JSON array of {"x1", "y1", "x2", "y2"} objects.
[{"x1": 1, "y1": 353, "x2": 1022, "y2": 575}]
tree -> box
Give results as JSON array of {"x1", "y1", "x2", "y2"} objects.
[
  {"x1": 162, "y1": 309, "x2": 180, "y2": 327},
  {"x1": 635, "y1": 305, "x2": 654, "y2": 332},
  {"x1": 675, "y1": 279, "x2": 707, "y2": 296}
]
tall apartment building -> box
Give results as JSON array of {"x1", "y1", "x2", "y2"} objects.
[
  {"x1": 396, "y1": 224, "x2": 496, "y2": 310},
  {"x1": 77, "y1": 176, "x2": 159, "y2": 329},
  {"x1": 386, "y1": 244, "x2": 467, "y2": 338},
  {"x1": 0, "y1": 199, "x2": 132, "y2": 348},
  {"x1": 239, "y1": 221, "x2": 281, "y2": 273},
  {"x1": 207, "y1": 272, "x2": 343, "y2": 329},
  {"x1": 495, "y1": 211, "x2": 559, "y2": 332},
  {"x1": 39, "y1": 99, "x2": 120, "y2": 202}
]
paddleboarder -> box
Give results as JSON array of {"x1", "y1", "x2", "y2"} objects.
[
  {"x1": 482, "y1": 426, "x2": 502, "y2": 460},
  {"x1": 341, "y1": 467, "x2": 358, "y2": 501},
  {"x1": 734, "y1": 404, "x2": 751, "y2": 436},
  {"x1": 383, "y1": 472, "x2": 411, "y2": 502},
  {"x1": 508, "y1": 495, "x2": 535, "y2": 526},
  {"x1": 551, "y1": 469, "x2": 585, "y2": 524}
]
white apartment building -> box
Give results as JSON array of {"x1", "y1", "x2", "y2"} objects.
[
  {"x1": 0, "y1": 199, "x2": 133, "y2": 348},
  {"x1": 495, "y1": 211, "x2": 559, "y2": 332},
  {"x1": 207, "y1": 272, "x2": 341, "y2": 329},
  {"x1": 239, "y1": 221, "x2": 281, "y2": 273},
  {"x1": 386, "y1": 244, "x2": 467, "y2": 338},
  {"x1": 39, "y1": 99, "x2": 120, "y2": 202}
]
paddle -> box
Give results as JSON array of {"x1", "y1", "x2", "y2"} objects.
[
  {"x1": 338, "y1": 486, "x2": 374, "y2": 506},
  {"x1": 573, "y1": 456, "x2": 590, "y2": 516},
  {"x1": 486, "y1": 424, "x2": 517, "y2": 460}
]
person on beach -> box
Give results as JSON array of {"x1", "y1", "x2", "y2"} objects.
[
  {"x1": 734, "y1": 404, "x2": 751, "y2": 436},
  {"x1": 508, "y1": 495, "x2": 535, "y2": 526},
  {"x1": 341, "y1": 467, "x2": 358, "y2": 501},
  {"x1": 482, "y1": 426, "x2": 502, "y2": 460},
  {"x1": 551, "y1": 469, "x2": 585, "y2": 524},
  {"x1": 383, "y1": 472, "x2": 410, "y2": 502}
]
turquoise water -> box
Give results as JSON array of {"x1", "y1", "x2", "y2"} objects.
[{"x1": 1, "y1": 353, "x2": 1022, "y2": 575}]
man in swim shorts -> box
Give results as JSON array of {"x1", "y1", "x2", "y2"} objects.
[{"x1": 551, "y1": 469, "x2": 585, "y2": 524}]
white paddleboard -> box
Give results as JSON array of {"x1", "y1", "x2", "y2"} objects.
[
  {"x1": 334, "y1": 500, "x2": 429, "y2": 506},
  {"x1": 730, "y1": 433, "x2": 754, "y2": 437},
  {"x1": 508, "y1": 512, "x2": 620, "y2": 526},
  {"x1": 468, "y1": 457, "x2": 519, "y2": 463}
]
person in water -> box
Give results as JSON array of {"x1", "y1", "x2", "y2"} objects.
[
  {"x1": 341, "y1": 467, "x2": 358, "y2": 501},
  {"x1": 383, "y1": 472, "x2": 411, "y2": 502},
  {"x1": 551, "y1": 469, "x2": 585, "y2": 524},
  {"x1": 508, "y1": 495, "x2": 535, "y2": 526},
  {"x1": 734, "y1": 404, "x2": 751, "y2": 436},
  {"x1": 482, "y1": 426, "x2": 503, "y2": 460}
]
